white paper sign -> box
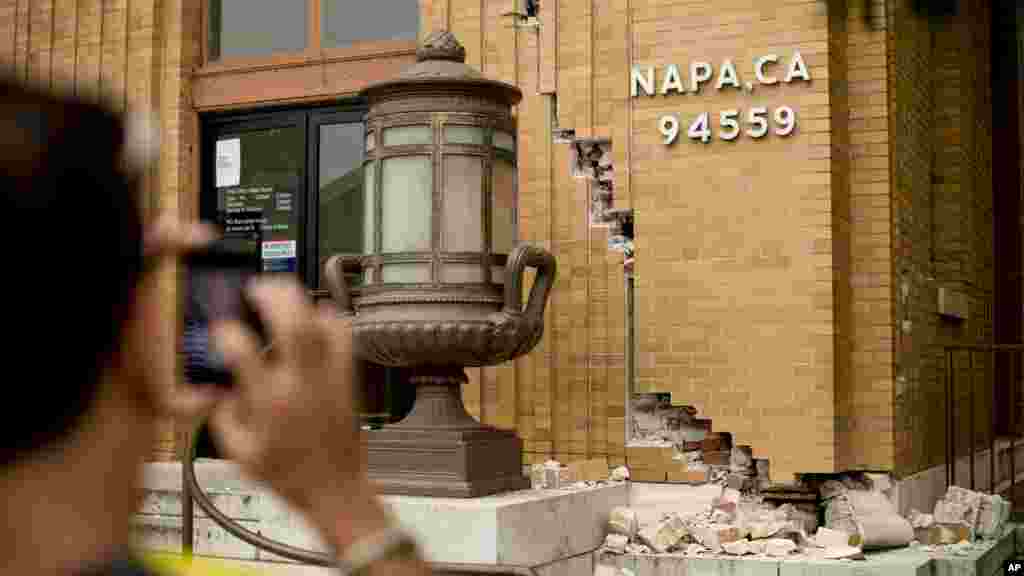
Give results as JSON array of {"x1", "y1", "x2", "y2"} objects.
[{"x1": 215, "y1": 138, "x2": 241, "y2": 188}]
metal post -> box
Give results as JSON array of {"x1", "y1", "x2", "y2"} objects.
[
  {"x1": 970, "y1": 350, "x2": 976, "y2": 491},
  {"x1": 991, "y1": 348, "x2": 997, "y2": 495},
  {"x1": 947, "y1": 349, "x2": 954, "y2": 488},
  {"x1": 182, "y1": 431, "x2": 194, "y2": 557}
]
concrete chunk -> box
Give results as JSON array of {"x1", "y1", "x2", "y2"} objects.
[
  {"x1": 608, "y1": 506, "x2": 638, "y2": 538},
  {"x1": 722, "y1": 540, "x2": 752, "y2": 555},
  {"x1": 765, "y1": 538, "x2": 798, "y2": 557},
  {"x1": 820, "y1": 545, "x2": 865, "y2": 560},
  {"x1": 685, "y1": 543, "x2": 707, "y2": 556},
  {"x1": 637, "y1": 513, "x2": 688, "y2": 553},
  {"x1": 908, "y1": 509, "x2": 934, "y2": 529},
  {"x1": 814, "y1": 527, "x2": 854, "y2": 548},
  {"x1": 603, "y1": 533, "x2": 629, "y2": 554}
]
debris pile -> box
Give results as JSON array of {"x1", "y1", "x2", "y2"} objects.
[
  {"x1": 598, "y1": 470, "x2": 1013, "y2": 564},
  {"x1": 909, "y1": 485, "x2": 1011, "y2": 545},
  {"x1": 598, "y1": 483, "x2": 865, "y2": 561}
]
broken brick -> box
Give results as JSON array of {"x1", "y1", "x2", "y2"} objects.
[
  {"x1": 703, "y1": 451, "x2": 731, "y2": 466},
  {"x1": 927, "y1": 523, "x2": 971, "y2": 545},
  {"x1": 701, "y1": 433, "x2": 733, "y2": 452}
]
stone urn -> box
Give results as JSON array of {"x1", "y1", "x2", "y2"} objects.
[{"x1": 323, "y1": 30, "x2": 556, "y2": 497}]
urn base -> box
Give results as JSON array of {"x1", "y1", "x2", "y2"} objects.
[
  {"x1": 364, "y1": 426, "x2": 529, "y2": 498},
  {"x1": 362, "y1": 366, "x2": 529, "y2": 498}
]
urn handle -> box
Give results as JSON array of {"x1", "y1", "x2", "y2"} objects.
[
  {"x1": 503, "y1": 245, "x2": 557, "y2": 320},
  {"x1": 324, "y1": 255, "x2": 364, "y2": 316}
]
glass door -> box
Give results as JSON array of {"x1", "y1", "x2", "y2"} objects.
[
  {"x1": 202, "y1": 111, "x2": 307, "y2": 281},
  {"x1": 309, "y1": 110, "x2": 367, "y2": 289}
]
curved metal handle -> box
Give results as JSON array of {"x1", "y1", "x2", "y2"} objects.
[
  {"x1": 323, "y1": 254, "x2": 363, "y2": 316},
  {"x1": 503, "y1": 244, "x2": 557, "y2": 320}
]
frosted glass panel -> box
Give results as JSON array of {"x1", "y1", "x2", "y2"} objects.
[
  {"x1": 382, "y1": 263, "x2": 431, "y2": 283},
  {"x1": 491, "y1": 266, "x2": 504, "y2": 284},
  {"x1": 443, "y1": 156, "x2": 483, "y2": 252},
  {"x1": 366, "y1": 132, "x2": 376, "y2": 152},
  {"x1": 381, "y1": 156, "x2": 432, "y2": 252},
  {"x1": 382, "y1": 125, "x2": 432, "y2": 146},
  {"x1": 491, "y1": 159, "x2": 517, "y2": 254},
  {"x1": 445, "y1": 125, "x2": 486, "y2": 145},
  {"x1": 443, "y1": 264, "x2": 485, "y2": 283},
  {"x1": 363, "y1": 162, "x2": 376, "y2": 254},
  {"x1": 494, "y1": 131, "x2": 515, "y2": 153}
]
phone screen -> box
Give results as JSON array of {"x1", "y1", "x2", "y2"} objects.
[{"x1": 182, "y1": 248, "x2": 262, "y2": 387}]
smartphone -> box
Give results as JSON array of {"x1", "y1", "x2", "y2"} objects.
[{"x1": 182, "y1": 244, "x2": 267, "y2": 387}]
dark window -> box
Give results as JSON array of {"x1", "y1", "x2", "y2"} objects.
[
  {"x1": 208, "y1": 0, "x2": 307, "y2": 61},
  {"x1": 320, "y1": 0, "x2": 420, "y2": 49}
]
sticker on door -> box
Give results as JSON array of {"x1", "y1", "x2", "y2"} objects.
[{"x1": 261, "y1": 240, "x2": 297, "y2": 273}]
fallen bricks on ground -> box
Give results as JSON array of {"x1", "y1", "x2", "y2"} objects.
[{"x1": 932, "y1": 485, "x2": 1011, "y2": 541}]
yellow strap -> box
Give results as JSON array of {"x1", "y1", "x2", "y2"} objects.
[{"x1": 140, "y1": 552, "x2": 269, "y2": 576}]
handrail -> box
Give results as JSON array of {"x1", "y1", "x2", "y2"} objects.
[
  {"x1": 179, "y1": 425, "x2": 540, "y2": 574},
  {"x1": 944, "y1": 344, "x2": 1020, "y2": 499}
]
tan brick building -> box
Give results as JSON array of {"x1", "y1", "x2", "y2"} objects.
[{"x1": 1, "y1": 0, "x2": 1019, "y2": 487}]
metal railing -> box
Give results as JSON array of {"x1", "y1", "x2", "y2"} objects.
[
  {"x1": 179, "y1": 428, "x2": 536, "y2": 574},
  {"x1": 944, "y1": 344, "x2": 1022, "y2": 497}
]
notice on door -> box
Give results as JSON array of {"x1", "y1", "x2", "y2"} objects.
[
  {"x1": 215, "y1": 138, "x2": 241, "y2": 188},
  {"x1": 262, "y1": 240, "x2": 297, "y2": 273}
]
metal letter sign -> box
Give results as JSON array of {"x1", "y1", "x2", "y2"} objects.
[{"x1": 630, "y1": 52, "x2": 812, "y2": 145}]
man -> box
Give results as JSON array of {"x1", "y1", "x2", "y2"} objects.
[{"x1": 0, "y1": 77, "x2": 430, "y2": 575}]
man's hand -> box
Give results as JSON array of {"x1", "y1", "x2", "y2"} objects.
[
  {"x1": 138, "y1": 215, "x2": 223, "y2": 421},
  {"x1": 207, "y1": 277, "x2": 387, "y2": 548}
]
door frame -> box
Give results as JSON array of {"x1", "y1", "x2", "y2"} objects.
[{"x1": 199, "y1": 101, "x2": 367, "y2": 289}]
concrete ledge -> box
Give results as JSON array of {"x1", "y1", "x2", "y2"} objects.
[{"x1": 137, "y1": 460, "x2": 625, "y2": 571}]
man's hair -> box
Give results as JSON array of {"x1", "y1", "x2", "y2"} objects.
[{"x1": 0, "y1": 76, "x2": 144, "y2": 466}]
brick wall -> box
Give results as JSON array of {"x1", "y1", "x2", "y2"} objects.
[
  {"x1": 840, "y1": 0, "x2": 895, "y2": 472},
  {"x1": 435, "y1": 0, "x2": 853, "y2": 482},
  {"x1": 889, "y1": 0, "x2": 994, "y2": 478},
  {"x1": 0, "y1": 0, "x2": 203, "y2": 462}
]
